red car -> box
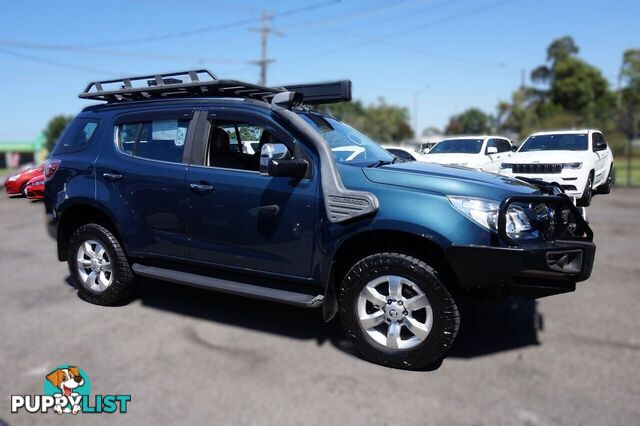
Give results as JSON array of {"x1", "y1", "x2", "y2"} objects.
[
  {"x1": 25, "y1": 173, "x2": 45, "y2": 200},
  {"x1": 4, "y1": 164, "x2": 44, "y2": 196}
]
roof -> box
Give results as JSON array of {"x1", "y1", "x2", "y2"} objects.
[{"x1": 529, "y1": 129, "x2": 600, "y2": 136}]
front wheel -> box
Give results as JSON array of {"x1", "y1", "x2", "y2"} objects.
[
  {"x1": 577, "y1": 174, "x2": 593, "y2": 207},
  {"x1": 597, "y1": 165, "x2": 614, "y2": 194},
  {"x1": 338, "y1": 253, "x2": 459, "y2": 370}
]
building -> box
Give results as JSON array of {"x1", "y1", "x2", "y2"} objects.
[{"x1": 0, "y1": 134, "x2": 45, "y2": 169}]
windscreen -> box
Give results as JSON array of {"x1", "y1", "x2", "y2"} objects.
[
  {"x1": 428, "y1": 139, "x2": 483, "y2": 154},
  {"x1": 519, "y1": 133, "x2": 588, "y2": 152},
  {"x1": 299, "y1": 112, "x2": 393, "y2": 166}
]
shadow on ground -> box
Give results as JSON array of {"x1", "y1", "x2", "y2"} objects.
[
  {"x1": 67, "y1": 275, "x2": 542, "y2": 370},
  {"x1": 136, "y1": 278, "x2": 540, "y2": 366}
]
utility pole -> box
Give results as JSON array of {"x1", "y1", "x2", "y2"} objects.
[
  {"x1": 521, "y1": 68, "x2": 526, "y2": 90},
  {"x1": 249, "y1": 12, "x2": 283, "y2": 86}
]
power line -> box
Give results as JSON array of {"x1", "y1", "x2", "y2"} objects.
[
  {"x1": 0, "y1": 48, "x2": 120, "y2": 75},
  {"x1": 280, "y1": 0, "x2": 516, "y2": 71},
  {"x1": 34, "y1": 0, "x2": 340, "y2": 49},
  {"x1": 0, "y1": 40, "x2": 247, "y2": 64}
]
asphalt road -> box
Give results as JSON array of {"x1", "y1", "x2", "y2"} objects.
[{"x1": 1, "y1": 190, "x2": 639, "y2": 425}]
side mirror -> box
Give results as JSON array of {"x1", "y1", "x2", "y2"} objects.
[
  {"x1": 260, "y1": 143, "x2": 307, "y2": 178},
  {"x1": 486, "y1": 146, "x2": 498, "y2": 155},
  {"x1": 511, "y1": 145, "x2": 517, "y2": 152}
]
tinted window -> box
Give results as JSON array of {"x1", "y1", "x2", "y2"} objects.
[
  {"x1": 519, "y1": 134, "x2": 588, "y2": 152},
  {"x1": 429, "y1": 139, "x2": 483, "y2": 154},
  {"x1": 206, "y1": 121, "x2": 268, "y2": 171},
  {"x1": 54, "y1": 119, "x2": 100, "y2": 154},
  {"x1": 593, "y1": 133, "x2": 607, "y2": 151},
  {"x1": 498, "y1": 139, "x2": 512, "y2": 152},
  {"x1": 117, "y1": 119, "x2": 188, "y2": 163}
]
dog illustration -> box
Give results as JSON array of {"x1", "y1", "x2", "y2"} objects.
[{"x1": 46, "y1": 366, "x2": 84, "y2": 414}]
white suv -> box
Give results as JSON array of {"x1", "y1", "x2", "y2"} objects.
[
  {"x1": 422, "y1": 136, "x2": 514, "y2": 173},
  {"x1": 499, "y1": 130, "x2": 614, "y2": 206}
]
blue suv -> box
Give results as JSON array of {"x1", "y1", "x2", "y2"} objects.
[{"x1": 44, "y1": 70, "x2": 596, "y2": 369}]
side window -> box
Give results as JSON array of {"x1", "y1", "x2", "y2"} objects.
[
  {"x1": 498, "y1": 139, "x2": 512, "y2": 152},
  {"x1": 54, "y1": 119, "x2": 100, "y2": 154},
  {"x1": 592, "y1": 133, "x2": 607, "y2": 151},
  {"x1": 117, "y1": 119, "x2": 189, "y2": 163},
  {"x1": 206, "y1": 120, "x2": 269, "y2": 171}
]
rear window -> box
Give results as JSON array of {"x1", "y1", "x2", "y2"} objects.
[
  {"x1": 53, "y1": 119, "x2": 100, "y2": 154},
  {"x1": 117, "y1": 119, "x2": 189, "y2": 163}
]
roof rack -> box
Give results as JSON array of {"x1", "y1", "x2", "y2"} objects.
[{"x1": 79, "y1": 69, "x2": 351, "y2": 105}]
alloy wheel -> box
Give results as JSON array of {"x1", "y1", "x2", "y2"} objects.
[
  {"x1": 76, "y1": 239, "x2": 113, "y2": 293},
  {"x1": 357, "y1": 275, "x2": 433, "y2": 350}
]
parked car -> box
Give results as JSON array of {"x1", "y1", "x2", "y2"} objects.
[
  {"x1": 383, "y1": 145, "x2": 428, "y2": 162},
  {"x1": 419, "y1": 141, "x2": 438, "y2": 154},
  {"x1": 4, "y1": 164, "x2": 44, "y2": 196},
  {"x1": 25, "y1": 174, "x2": 45, "y2": 200},
  {"x1": 499, "y1": 130, "x2": 614, "y2": 206},
  {"x1": 44, "y1": 70, "x2": 595, "y2": 370},
  {"x1": 423, "y1": 136, "x2": 514, "y2": 172}
]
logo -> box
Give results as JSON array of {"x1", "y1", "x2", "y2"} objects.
[{"x1": 11, "y1": 364, "x2": 131, "y2": 415}]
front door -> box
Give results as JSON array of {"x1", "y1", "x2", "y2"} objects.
[{"x1": 186, "y1": 107, "x2": 318, "y2": 279}]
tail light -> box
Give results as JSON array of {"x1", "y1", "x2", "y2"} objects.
[{"x1": 43, "y1": 159, "x2": 61, "y2": 180}]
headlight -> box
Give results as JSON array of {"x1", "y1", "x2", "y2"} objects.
[
  {"x1": 562, "y1": 162, "x2": 582, "y2": 169},
  {"x1": 8, "y1": 174, "x2": 20, "y2": 181},
  {"x1": 500, "y1": 163, "x2": 513, "y2": 169},
  {"x1": 448, "y1": 196, "x2": 532, "y2": 235}
]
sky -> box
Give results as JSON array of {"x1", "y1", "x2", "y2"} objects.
[{"x1": 0, "y1": 0, "x2": 638, "y2": 140}]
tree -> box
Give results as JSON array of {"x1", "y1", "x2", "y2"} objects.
[
  {"x1": 500, "y1": 37, "x2": 617, "y2": 138},
  {"x1": 618, "y1": 49, "x2": 640, "y2": 139},
  {"x1": 529, "y1": 36, "x2": 614, "y2": 122},
  {"x1": 44, "y1": 115, "x2": 73, "y2": 153},
  {"x1": 319, "y1": 98, "x2": 413, "y2": 142},
  {"x1": 445, "y1": 108, "x2": 492, "y2": 134}
]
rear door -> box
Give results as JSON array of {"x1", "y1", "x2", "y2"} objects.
[
  {"x1": 95, "y1": 109, "x2": 195, "y2": 258},
  {"x1": 185, "y1": 107, "x2": 318, "y2": 279}
]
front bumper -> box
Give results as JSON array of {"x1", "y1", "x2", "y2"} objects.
[
  {"x1": 4, "y1": 179, "x2": 21, "y2": 194},
  {"x1": 499, "y1": 170, "x2": 587, "y2": 197},
  {"x1": 26, "y1": 186, "x2": 44, "y2": 199},
  {"x1": 445, "y1": 240, "x2": 596, "y2": 298}
]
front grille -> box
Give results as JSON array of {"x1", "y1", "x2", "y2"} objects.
[{"x1": 513, "y1": 163, "x2": 562, "y2": 174}]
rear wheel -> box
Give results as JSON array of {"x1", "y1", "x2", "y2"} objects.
[
  {"x1": 68, "y1": 223, "x2": 137, "y2": 305},
  {"x1": 338, "y1": 252, "x2": 459, "y2": 370},
  {"x1": 578, "y1": 173, "x2": 593, "y2": 207}
]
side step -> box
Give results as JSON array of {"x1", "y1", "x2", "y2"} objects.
[{"x1": 132, "y1": 264, "x2": 324, "y2": 308}]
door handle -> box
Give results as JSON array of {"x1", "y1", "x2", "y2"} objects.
[
  {"x1": 103, "y1": 173, "x2": 123, "y2": 181},
  {"x1": 190, "y1": 183, "x2": 214, "y2": 192}
]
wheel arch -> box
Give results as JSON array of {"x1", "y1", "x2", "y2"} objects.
[
  {"x1": 56, "y1": 203, "x2": 122, "y2": 261},
  {"x1": 323, "y1": 229, "x2": 459, "y2": 321}
]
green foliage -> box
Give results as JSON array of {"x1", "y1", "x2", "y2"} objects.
[
  {"x1": 318, "y1": 98, "x2": 413, "y2": 142},
  {"x1": 619, "y1": 49, "x2": 640, "y2": 138},
  {"x1": 497, "y1": 36, "x2": 619, "y2": 138},
  {"x1": 445, "y1": 108, "x2": 493, "y2": 134},
  {"x1": 44, "y1": 115, "x2": 73, "y2": 153}
]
